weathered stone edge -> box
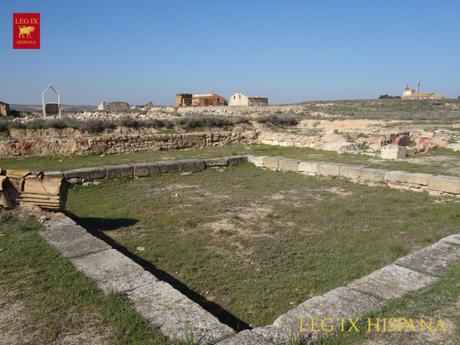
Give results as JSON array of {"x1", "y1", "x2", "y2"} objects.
[
  {"x1": 217, "y1": 234, "x2": 460, "y2": 344},
  {"x1": 248, "y1": 155, "x2": 460, "y2": 196},
  {"x1": 38, "y1": 213, "x2": 235, "y2": 343},
  {"x1": 47, "y1": 156, "x2": 248, "y2": 185}
]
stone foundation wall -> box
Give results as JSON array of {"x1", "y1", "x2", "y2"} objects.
[
  {"x1": 249, "y1": 155, "x2": 460, "y2": 197},
  {"x1": 45, "y1": 156, "x2": 248, "y2": 185},
  {"x1": 0, "y1": 127, "x2": 257, "y2": 158}
]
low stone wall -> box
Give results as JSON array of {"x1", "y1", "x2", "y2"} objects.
[
  {"x1": 0, "y1": 128, "x2": 256, "y2": 158},
  {"x1": 40, "y1": 214, "x2": 234, "y2": 343},
  {"x1": 248, "y1": 155, "x2": 460, "y2": 197},
  {"x1": 46, "y1": 156, "x2": 248, "y2": 185}
]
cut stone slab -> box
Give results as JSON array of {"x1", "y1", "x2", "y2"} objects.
[
  {"x1": 104, "y1": 165, "x2": 134, "y2": 179},
  {"x1": 357, "y1": 168, "x2": 385, "y2": 184},
  {"x1": 179, "y1": 159, "x2": 206, "y2": 172},
  {"x1": 216, "y1": 330, "x2": 274, "y2": 345},
  {"x1": 247, "y1": 155, "x2": 267, "y2": 168},
  {"x1": 251, "y1": 325, "x2": 291, "y2": 344},
  {"x1": 395, "y1": 241, "x2": 460, "y2": 276},
  {"x1": 64, "y1": 167, "x2": 106, "y2": 181},
  {"x1": 40, "y1": 216, "x2": 111, "y2": 258},
  {"x1": 157, "y1": 160, "x2": 183, "y2": 173},
  {"x1": 71, "y1": 249, "x2": 158, "y2": 293},
  {"x1": 204, "y1": 157, "x2": 229, "y2": 167},
  {"x1": 227, "y1": 156, "x2": 248, "y2": 166},
  {"x1": 127, "y1": 281, "x2": 234, "y2": 343},
  {"x1": 298, "y1": 161, "x2": 320, "y2": 175},
  {"x1": 348, "y1": 264, "x2": 435, "y2": 299},
  {"x1": 384, "y1": 170, "x2": 412, "y2": 184},
  {"x1": 278, "y1": 158, "x2": 300, "y2": 172},
  {"x1": 317, "y1": 163, "x2": 342, "y2": 177},
  {"x1": 442, "y1": 234, "x2": 460, "y2": 246},
  {"x1": 263, "y1": 156, "x2": 281, "y2": 170},
  {"x1": 338, "y1": 165, "x2": 363, "y2": 182},
  {"x1": 132, "y1": 162, "x2": 161, "y2": 177},
  {"x1": 273, "y1": 287, "x2": 381, "y2": 334},
  {"x1": 428, "y1": 175, "x2": 460, "y2": 194},
  {"x1": 381, "y1": 145, "x2": 407, "y2": 160},
  {"x1": 406, "y1": 173, "x2": 432, "y2": 186},
  {"x1": 44, "y1": 171, "x2": 64, "y2": 178}
]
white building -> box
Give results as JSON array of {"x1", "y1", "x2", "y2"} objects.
[
  {"x1": 229, "y1": 92, "x2": 268, "y2": 107},
  {"x1": 402, "y1": 85, "x2": 415, "y2": 97}
]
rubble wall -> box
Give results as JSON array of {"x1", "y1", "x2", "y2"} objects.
[{"x1": 0, "y1": 127, "x2": 256, "y2": 158}]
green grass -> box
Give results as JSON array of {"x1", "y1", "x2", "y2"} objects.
[
  {"x1": 0, "y1": 211, "x2": 179, "y2": 345},
  {"x1": 2, "y1": 143, "x2": 460, "y2": 177},
  {"x1": 66, "y1": 164, "x2": 460, "y2": 327},
  {"x1": 312, "y1": 261, "x2": 460, "y2": 344}
]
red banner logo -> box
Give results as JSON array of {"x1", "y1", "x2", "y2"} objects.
[{"x1": 13, "y1": 13, "x2": 40, "y2": 49}]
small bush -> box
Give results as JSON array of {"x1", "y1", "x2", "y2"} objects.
[{"x1": 257, "y1": 114, "x2": 299, "y2": 126}]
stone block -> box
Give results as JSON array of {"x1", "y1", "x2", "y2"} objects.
[
  {"x1": 442, "y1": 234, "x2": 460, "y2": 246},
  {"x1": 395, "y1": 241, "x2": 460, "y2": 276},
  {"x1": 40, "y1": 217, "x2": 111, "y2": 258},
  {"x1": 104, "y1": 165, "x2": 133, "y2": 179},
  {"x1": 157, "y1": 160, "x2": 183, "y2": 173},
  {"x1": 204, "y1": 157, "x2": 229, "y2": 167},
  {"x1": 247, "y1": 155, "x2": 268, "y2": 168},
  {"x1": 339, "y1": 165, "x2": 364, "y2": 181},
  {"x1": 381, "y1": 145, "x2": 407, "y2": 160},
  {"x1": 44, "y1": 171, "x2": 64, "y2": 178},
  {"x1": 273, "y1": 287, "x2": 381, "y2": 334},
  {"x1": 64, "y1": 167, "x2": 106, "y2": 181},
  {"x1": 406, "y1": 173, "x2": 432, "y2": 186},
  {"x1": 216, "y1": 330, "x2": 273, "y2": 345},
  {"x1": 127, "y1": 281, "x2": 234, "y2": 343},
  {"x1": 179, "y1": 159, "x2": 206, "y2": 172},
  {"x1": 348, "y1": 264, "x2": 434, "y2": 299},
  {"x1": 357, "y1": 168, "x2": 385, "y2": 183},
  {"x1": 263, "y1": 156, "x2": 281, "y2": 170},
  {"x1": 428, "y1": 175, "x2": 460, "y2": 194},
  {"x1": 227, "y1": 155, "x2": 248, "y2": 166},
  {"x1": 298, "y1": 161, "x2": 320, "y2": 175},
  {"x1": 278, "y1": 158, "x2": 300, "y2": 172},
  {"x1": 71, "y1": 249, "x2": 158, "y2": 293},
  {"x1": 317, "y1": 163, "x2": 343, "y2": 177},
  {"x1": 384, "y1": 170, "x2": 411, "y2": 184},
  {"x1": 132, "y1": 162, "x2": 161, "y2": 177}
]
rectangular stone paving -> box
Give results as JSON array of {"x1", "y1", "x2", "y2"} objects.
[
  {"x1": 347, "y1": 264, "x2": 435, "y2": 299},
  {"x1": 40, "y1": 216, "x2": 110, "y2": 258},
  {"x1": 71, "y1": 249, "x2": 158, "y2": 293},
  {"x1": 39, "y1": 214, "x2": 234, "y2": 344},
  {"x1": 127, "y1": 281, "x2": 234, "y2": 343},
  {"x1": 395, "y1": 241, "x2": 460, "y2": 276},
  {"x1": 273, "y1": 287, "x2": 381, "y2": 335}
]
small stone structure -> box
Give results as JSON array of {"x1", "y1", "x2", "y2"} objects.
[
  {"x1": 229, "y1": 92, "x2": 268, "y2": 106},
  {"x1": 0, "y1": 101, "x2": 10, "y2": 116},
  {"x1": 97, "y1": 101, "x2": 130, "y2": 112},
  {"x1": 192, "y1": 93, "x2": 226, "y2": 106}
]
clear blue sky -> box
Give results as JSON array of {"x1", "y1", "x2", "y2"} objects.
[{"x1": 1, "y1": 0, "x2": 459, "y2": 105}]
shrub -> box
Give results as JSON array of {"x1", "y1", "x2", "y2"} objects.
[{"x1": 257, "y1": 114, "x2": 299, "y2": 126}]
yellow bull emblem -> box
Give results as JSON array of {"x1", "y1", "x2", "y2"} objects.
[{"x1": 18, "y1": 26, "x2": 36, "y2": 39}]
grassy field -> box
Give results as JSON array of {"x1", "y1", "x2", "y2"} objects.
[
  {"x1": 0, "y1": 211, "x2": 179, "y2": 345},
  {"x1": 66, "y1": 164, "x2": 460, "y2": 327},
  {"x1": 313, "y1": 262, "x2": 460, "y2": 345},
  {"x1": 2, "y1": 144, "x2": 460, "y2": 177}
]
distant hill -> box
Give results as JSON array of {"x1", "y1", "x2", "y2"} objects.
[{"x1": 10, "y1": 104, "x2": 97, "y2": 112}]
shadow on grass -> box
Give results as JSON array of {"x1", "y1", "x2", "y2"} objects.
[{"x1": 65, "y1": 211, "x2": 251, "y2": 332}]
